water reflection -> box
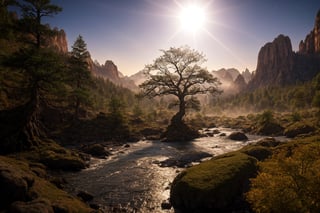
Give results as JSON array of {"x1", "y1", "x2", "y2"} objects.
[{"x1": 62, "y1": 128, "x2": 267, "y2": 212}]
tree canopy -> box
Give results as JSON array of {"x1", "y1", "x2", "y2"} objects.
[
  {"x1": 139, "y1": 46, "x2": 221, "y2": 141},
  {"x1": 140, "y1": 46, "x2": 221, "y2": 122}
]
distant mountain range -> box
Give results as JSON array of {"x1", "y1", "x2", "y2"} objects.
[{"x1": 52, "y1": 9, "x2": 320, "y2": 94}]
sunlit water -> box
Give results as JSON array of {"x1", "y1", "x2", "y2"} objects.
[{"x1": 62, "y1": 128, "x2": 275, "y2": 212}]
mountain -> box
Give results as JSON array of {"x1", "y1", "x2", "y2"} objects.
[
  {"x1": 242, "y1": 68, "x2": 253, "y2": 83},
  {"x1": 248, "y1": 10, "x2": 320, "y2": 90}
]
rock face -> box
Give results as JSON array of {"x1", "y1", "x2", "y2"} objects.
[
  {"x1": 248, "y1": 35, "x2": 295, "y2": 89},
  {"x1": 299, "y1": 10, "x2": 320, "y2": 54},
  {"x1": 47, "y1": 29, "x2": 68, "y2": 54},
  {"x1": 89, "y1": 60, "x2": 138, "y2": 90},
  {"x1": 89, "y1": 60, "x2": 120, "y2": 82},
  {"x1": 248, "y1": 10, "x2": 320, "y2": 90}
]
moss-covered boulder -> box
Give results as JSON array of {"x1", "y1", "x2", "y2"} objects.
[
  {"x1": 0, "y1": 156, "x2": 92, "y2": 212},
  {"x1": 240, "y1": 145, "x2": 273, "y2": 161},
  {"x1": 81, "y1": 143, "x2": 110, "y2": 158},
  {"x1": 255, "y1": 122, "x2": 284, "y2": 136},
  {"x1": 19, "y1": 140, "x2": 86, "y2": 171},
  {"x1": 162, "y1": 122, "x2": 199, "y2": 142},
  {"x1": 284, "y1": 122, "x2": 316, "y2": 138},
  {"x1": 170, "y1": 152, "x2": 257, "y2": 212}
]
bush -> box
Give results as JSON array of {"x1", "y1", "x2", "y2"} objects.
[{"x1": 246, "y1": 142, "x2": 320, "y2": 213}]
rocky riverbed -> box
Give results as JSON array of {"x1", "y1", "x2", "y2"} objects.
[{"x1": 61, "y1": 128, "x2": 276, "y2": 212}]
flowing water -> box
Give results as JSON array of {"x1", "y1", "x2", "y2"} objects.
[{"x1": 62, "y1": 128, "x2": 271, "y2": 212}]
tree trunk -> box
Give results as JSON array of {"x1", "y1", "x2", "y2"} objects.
[
  {"x1": 22, "y1": 85, "x2": 43, "y2": 147},
  {"x1": 171, "y1": 97, "x2": 186, "y2": 125}
]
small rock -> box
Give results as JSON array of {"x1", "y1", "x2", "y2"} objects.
[
  {"x1": 228, "y1": 132, "x2": 248, "y2": 141},
  {"x1": 77, "y1": 190, "x2": 94, "y2": 202},
  {"x1": 161, "y1": 200, "x2": 172, "y2": 210},
  {"x1": 123, "y1": 144, "x2": 130, "y2": 148},
  {"x1": 219, "y1": 133, "x2": 226, "y2": 137}
]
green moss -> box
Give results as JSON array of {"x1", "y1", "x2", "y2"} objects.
[
  {"x1": 170, "y1": 152, "x2": 257, "y2": 212},
  {"x1": 0, "y1": 156, "x2": 92, "y2": 212},
  {"x1": 240, "y1": 145, "x2": 273, "y2": 161}
]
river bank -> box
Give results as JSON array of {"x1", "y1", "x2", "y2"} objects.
[{"x1": 61, "y1": 128, "x2": 278, "y2": 212}]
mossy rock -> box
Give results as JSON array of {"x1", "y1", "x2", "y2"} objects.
[
  {"x1": 284, "y1": 122, "x2": 316, "y2": 138},
  {"x1": 170, "y1": 152, "x2": 257, "y2": 212},
  {"x1": 240, "y1": 145, "x2": 273, "y2": 161},
  {"x1": 255, "y1": 122, "x2": 284, "y2": 136},
  {"x1": 228, "y1": 132, "x2": 248, "y2": 141},
  {"x1": 0, "y1": 156, "x2": 92, "y2": 212},
  {"x1": 162, "y1": 122, "x2": 199, "y2": 142}
]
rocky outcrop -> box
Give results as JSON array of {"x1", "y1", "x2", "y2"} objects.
[
  {"x1": 89, "y1": 60, "x2": 120, "y2": 82},
  {"x1": 299, "y1": 10, "x2": 320, "y2": 54},
  {"x1": 242, "y1": 68, "x2": 252, "y2": 83},
  {"x1": 233, "y1": 74, "x2": 247, "y2": 91},
  {"x1": 47, "y1": 29, "x2": 68, "y2": 54},
  {"x1": 89, "y1": 60, "x2": 138, "y2": 90},
  {"x1": 248, "y1": 11, "x2": 320, "y2": 90},
  {"x1": 0, "y1": 156, "x2": 92, "y2": 212},
  {"x1": 248, "y1": 35, "x2": 295, "y2": 89}
]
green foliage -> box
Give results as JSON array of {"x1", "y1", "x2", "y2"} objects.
[
  {"x1": 68, "y1": 35, "x2": 92, "y2": 117},
  {"x1": 246, "y1": 142, "x2": 320, "y2": 213},
  {"x1": 213, "y1": 80, "x2": 317, "y2": 113}
]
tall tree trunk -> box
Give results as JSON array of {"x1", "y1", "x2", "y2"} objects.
[
  {"x1": 22, "y1": 84, "x2": 42, "y2": 147},
  {"x1": 171, "y1": 97, "x2": 186, "y2": 125}
]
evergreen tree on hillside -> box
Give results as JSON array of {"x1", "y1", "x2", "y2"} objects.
[
  {"x1": 69, "y1": 35, "x2": 93, "y2": 118},
  {"x1": 0, "y1": 0, "x2": 65, "y2": 152},
  {"x1": 17, "y1": 0, "x2": 62, "y2": 48}
]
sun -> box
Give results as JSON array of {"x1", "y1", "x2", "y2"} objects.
[{"x1": 179, "y1": 4, "x2": 206, "y2": 33}]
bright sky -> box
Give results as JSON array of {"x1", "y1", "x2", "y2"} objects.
[{"x1": 43, "y1": 0, "x2": 319, "y2": 76}]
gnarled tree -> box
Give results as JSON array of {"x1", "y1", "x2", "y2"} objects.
[{"x1": 139, "y1": 46, "x2": 221, "y2": 141}]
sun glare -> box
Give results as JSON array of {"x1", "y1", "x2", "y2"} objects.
[{"x1": 179, "y1": 4, "x2": 206, "y2": 33}]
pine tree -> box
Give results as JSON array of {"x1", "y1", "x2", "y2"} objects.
[{"x1": 69, "y1": 35, "x2": 93, "y2": 118}]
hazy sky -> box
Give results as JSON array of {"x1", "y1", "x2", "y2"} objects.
[{"x1": 42, "y1": 0, "x2": 319, "y2": 76}]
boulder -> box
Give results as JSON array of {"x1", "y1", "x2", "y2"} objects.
[
  {"x1": 0, "y1": 160, "x2": 34, "y2": 209},
  {"x1": 228, "y1": 132, "x2": 248, "y2": 141},
  {"x1": 256, "y1": 137, "x2": 281, "y2": 147},
  {"x1": 284, "y1": 122, "x2": 316, "y2": 138},
  {"x1": 170, "y1": 152, "x2": 257, "y2": 212},
  {"x1": 40, "y1": 150, "x2": 86, "y2": 171},
  {"x1": 255, "y1": 122, "x2": 284, "y2": 136},
  {"x1": 241, "y1": 145, "x2": 273, "y2": 161},
  {"x1": 81, "y1": 144, "x2": 110, "y2": 158}
]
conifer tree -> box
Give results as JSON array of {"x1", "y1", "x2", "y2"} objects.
[{"x1": 69, "y1": 35, "x2": 93, "y2": 118}]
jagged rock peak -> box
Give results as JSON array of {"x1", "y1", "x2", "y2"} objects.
[{"x1": 299, "y1": 9, "x2": 320, "y2": 54}]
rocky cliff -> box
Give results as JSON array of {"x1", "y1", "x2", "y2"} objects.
[
  {"x1": 299, "y1": 10, "x2": 320, "y2": 54},
  {"x1": 248, "y1": 35, "x2": 295, "y2": 89},
  {"x1": 47, "y1": 29, "x2": 68, "y2": 54},
  {"x1": 89, "y1": 60, "x2": 120, "y2": 82},
  {"x1": 248, "y1": 10, "x2": 320, "y2": 90}
]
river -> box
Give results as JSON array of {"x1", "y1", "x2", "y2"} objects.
[{"x1": 62, "y1": 128, "x2": 268, "y2": 212}]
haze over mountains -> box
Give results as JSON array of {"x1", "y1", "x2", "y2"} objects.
[{"x1": 51, "y1": 10, "x2": 320, "y2": 95}]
